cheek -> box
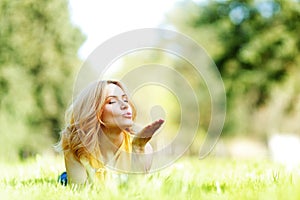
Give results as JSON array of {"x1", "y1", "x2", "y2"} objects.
[
  {"x1": 128, "y1": 105, "x2": 132, "y2": 112},
  {"x1": 101, "y1": 106, "x2": 113, "y2": 122}
]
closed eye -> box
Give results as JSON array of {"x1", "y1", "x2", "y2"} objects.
[
  {"x1": 106, "y1": 97, "x2": 117, "y2": 104},
  {"x1": 122, "y1": 95, "x2": 129, "y2": 103}
]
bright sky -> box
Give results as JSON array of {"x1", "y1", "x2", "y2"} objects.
[{"x1": 68, "y1": 0, "x2": 179, "y2": 59}]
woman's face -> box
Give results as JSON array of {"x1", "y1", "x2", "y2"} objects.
[{"x1": 101, "y1": 83, "x2": 133, "y2": 129}]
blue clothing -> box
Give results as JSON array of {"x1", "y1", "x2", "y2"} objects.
[{"x1": 58, "y1": 172, "x2": 68, "y2": 186}]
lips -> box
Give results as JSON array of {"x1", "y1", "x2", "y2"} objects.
[{"x1": 122, "y1": 112, "x2": 132, "y2": 119}]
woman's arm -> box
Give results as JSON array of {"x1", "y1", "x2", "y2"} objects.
[
  {"x1": 131, "y1": 119, "x2": 164, "y2": 172},
  {"x1": 64, "y1": 151, "x2": 88, "y2": 184},
  {"x1": 132, "y1": 142, "x2": 153, "y2": 172}
]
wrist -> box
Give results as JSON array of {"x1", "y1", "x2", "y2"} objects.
[{"x1": 132, "y1": 144, "x2": 145, "y2": 153}]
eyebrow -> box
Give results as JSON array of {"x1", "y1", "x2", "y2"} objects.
[{"x1": 106, "y1": 94, "x2": 127, "y2": 99}]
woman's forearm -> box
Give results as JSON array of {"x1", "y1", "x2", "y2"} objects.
[
  {"x1": 64, "y1": 152, "x2": 88, "y2": 184},
  {"x1": 131, "y1": 143, "x2": 153, "y2": 173}
]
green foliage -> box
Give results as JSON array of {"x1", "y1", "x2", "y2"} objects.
[
  {"x1": 0, "y1": 0, "x2": 85, "y2": 161},
  {"x1": 166, "y1": 0, "x2": 300, "y2": 136},
  {"x1": 1, "y1": 156, "x2": 300, "y2": 199}
]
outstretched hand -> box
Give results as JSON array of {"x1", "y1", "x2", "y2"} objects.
[{"x1": 132, "y1": 119, "x2": 164, "y2": 151}]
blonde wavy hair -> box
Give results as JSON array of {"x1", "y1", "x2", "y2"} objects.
[{"x1": 56, "y1": 80, "x2": 136, "y2": 168}]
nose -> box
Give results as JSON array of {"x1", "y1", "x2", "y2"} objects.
[{"x1": 120, "y1": 100, "x2": 128, "y2": 110}]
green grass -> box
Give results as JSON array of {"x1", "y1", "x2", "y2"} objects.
[{"x1": 1, "y1": 155, "x2": 300, "y2": 200}]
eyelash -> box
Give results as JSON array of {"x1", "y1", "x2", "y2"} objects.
[{"x1": 108, "y1": 99, "x2": 128, "y2": 104}]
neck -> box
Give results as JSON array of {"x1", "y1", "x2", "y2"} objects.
[
  {"x1": 99, "y1": 126, "x2": 124, "y2": 163},
  {"x1": 100, "y1": 126, "x2": 124, "y2": 149}
]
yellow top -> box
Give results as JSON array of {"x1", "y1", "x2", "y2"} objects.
[{"x1": 79, "y1": 131, "x2": 132, "y2": 184}]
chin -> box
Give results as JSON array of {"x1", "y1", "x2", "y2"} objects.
[
  {"x1": 123, "y1": 122, "x2": 133, "y2": 129},
  {"x1": 122, "y1": 121, "x2": 133, "y2": 129}
]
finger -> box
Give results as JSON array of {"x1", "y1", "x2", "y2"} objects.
[
  {"x1": 151, "y1": 119, "x2": 164, "y2": 131},
  {"x1": 153, "y1": 119, "x2": 164, "y2": 125},
  {"x1": 137, "y1": 119, "x2": 165, "y2": 138},
  {"x1": 149, "y1": 119, "x2": 164, "y2": 129},
  {"x1": 146, "y1": 119, "x2": 164, "y2": 135}
]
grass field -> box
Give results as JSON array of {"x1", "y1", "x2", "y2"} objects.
[{"x1": 1, "y1": 155, "x2": 300, "y2": 200}]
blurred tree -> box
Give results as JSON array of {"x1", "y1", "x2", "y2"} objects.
[
  {"x1": 0, "y1": 0, "x2": 85, "y2": 161},
  {"x1": 166, "y1": 0, "x2": 300, "y2": 136}
]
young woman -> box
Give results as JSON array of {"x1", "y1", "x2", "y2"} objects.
[{"x1": 56, "y1": 80, "x2": 164, "y2": 185}]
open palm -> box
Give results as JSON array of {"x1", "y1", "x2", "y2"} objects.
[{"x1": 132, "y1": 119, "x2": 164, "y2": 149}]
